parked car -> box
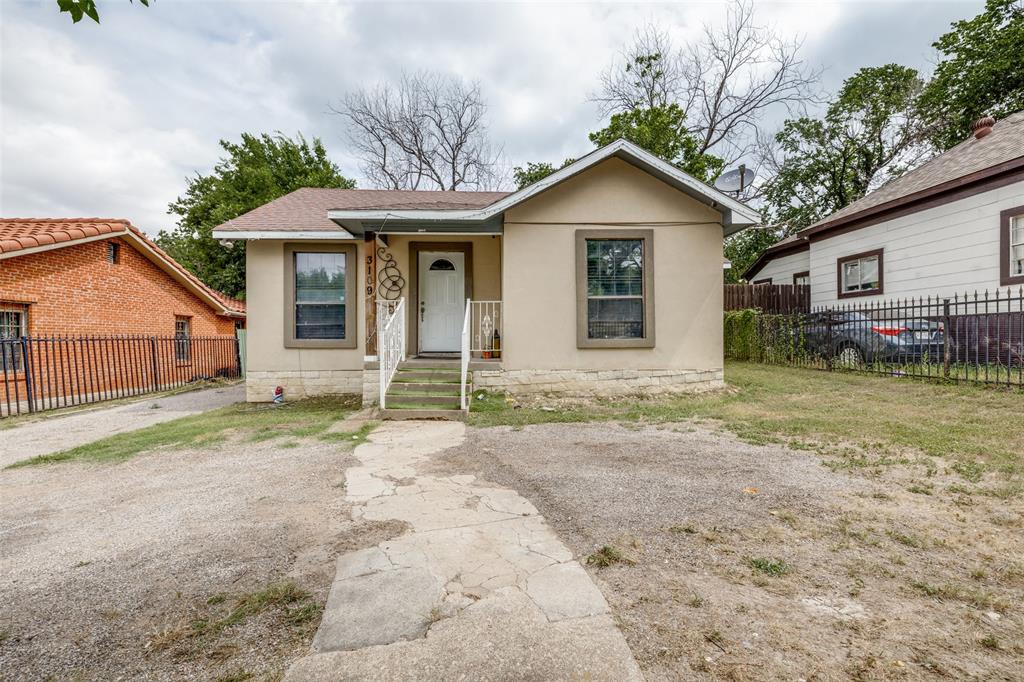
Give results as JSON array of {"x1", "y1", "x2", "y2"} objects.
[{"x1": 797, "y1": 311, "x2": 944, "y2": 365}]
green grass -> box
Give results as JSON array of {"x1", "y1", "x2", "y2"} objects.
[
  {"x1": 8, "y1": 396, "x2": 367, "y2": 468},
  {"x1": 585, "y1": 545, "x2": 636, "y2": 568},
  {"x1": 748, "y1": 557, "x2": 791, "y2": 577},
  {"x1": 468, "y1": 362, "x2": 1024, "y2": 481}
]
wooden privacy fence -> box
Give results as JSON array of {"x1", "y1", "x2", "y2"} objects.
[
  {"x1": 1, "y1": 335, "x2": 241, "y2": 418},
  {"x1": 725, "y1": 287, "x2": 1024, "y2": 388},
  {"x1": 725, "y1": 283, "x2": 810, "y2": 314}
]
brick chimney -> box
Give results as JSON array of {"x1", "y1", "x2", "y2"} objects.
[{"x1": 971, "y1": 115, "x2": 996, "y2": 139}]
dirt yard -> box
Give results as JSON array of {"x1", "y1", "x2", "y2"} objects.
[
  {"x1": 438, "y1": 422, "x2": 1024, "y2": 681},
  {"x1": 0, "y1": 415, "x2": 397, "y2": 681}
]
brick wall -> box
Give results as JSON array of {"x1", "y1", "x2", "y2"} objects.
[
  {"x1": 0, "y1": 236, "x2": 236, "y2": 336},
  {"x1": 1, "y1": 237, "x2": 239, "y2": 412}
]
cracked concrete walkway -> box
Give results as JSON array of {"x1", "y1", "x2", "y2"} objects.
[{"x1": 286, "y1": 420, "x2": 642, "y2": 681}]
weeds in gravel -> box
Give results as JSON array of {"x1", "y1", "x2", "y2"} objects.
[
  {"x1": 8, "y1": 397, "x2": 365, "y2": 467},
  {"x1": 748, "y1": 557, "x2": 790, "y2": 577},
  {"x1": 888, "y1": 529, "x2": 925, "y2": 549},
  {"x1": 910, "y1": 580, "x2": 1007, "y2": 612},
  {"x1": 980, "y1": 635, "x2": 1000, "y2": 650},
  {"x1": 467, "y1": 362, "x2": 1024, "y2": 492},
  {"x1": 147, "y1": 580, "x2": 322, "y2": 658},
  {"x1": 586, "y1": 545, "x2": 636, "y2": 568}
]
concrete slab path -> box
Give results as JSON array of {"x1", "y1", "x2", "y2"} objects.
[
  {"x1": 286, "y1": 420, "x2": 642, "y2": 681},
  {"x1": 0, "y1": 383, "x2": 244, "y2": 467}
]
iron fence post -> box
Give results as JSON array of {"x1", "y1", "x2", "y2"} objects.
[
  {"x1": 942, "y1": 299, "x2": 951, "y2": 380},
  {"x1": 825, "y1": 311, "x2": 833, "y2": 372},
  {"x1": 20, "y1": 337, "x2": 34, "y2": 413},
  {"x1": 149, "y1": 336, "x2": 160, "y2": 391}
]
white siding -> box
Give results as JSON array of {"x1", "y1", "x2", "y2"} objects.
[
  {"x1": 748, "y1": 248, "x2": 809, "y2": 284},
  {"x1": 809, "y1": 179, "x2": 1024, "y2": 307}
]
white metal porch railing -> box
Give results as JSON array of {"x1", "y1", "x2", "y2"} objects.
[
  {"x1": 378, "y1": 297, "x2": 406, "y2": 408},
  {"x1": 461, "y1": 300, "x2": 503, "y2": 411},
  {"x1": 460, "y1": 298, "x2": 471, "y2": 410},
  {"x1": 469, "y1": 300, "x2": 503, "y2": 356}
]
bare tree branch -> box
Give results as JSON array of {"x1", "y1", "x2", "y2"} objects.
[
  {"x1": 333, "y1": 71, "x2": 504, "y2": 190},
  {"x1": 593, "y1": 0, "x2": 821, "y2": 168}
]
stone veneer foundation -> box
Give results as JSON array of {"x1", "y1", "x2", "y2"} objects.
[
  {"x1": 248, "y1": 367, "x2": 724, "y2": 404},
  {"x1": 471, "y1": 368, "x2": 724, "y2": 397},
  {"x1": 246, "y1": 370, "x2": 363, "y2": 402}
]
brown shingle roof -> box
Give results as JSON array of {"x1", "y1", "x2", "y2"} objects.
[
  {"x1": 804, "y1": 111, "x2": 1024, "y2": 233},
  {"x1": 215, "y1": 188, "x2": 511, "y2": 233},
  {"x1": 0, "y1": 218, "x2": 244, "y2": 316}
]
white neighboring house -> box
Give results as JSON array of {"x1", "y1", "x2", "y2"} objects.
[{"x1": 744, "y1": 112, "x2": 1024, "y2": 307}]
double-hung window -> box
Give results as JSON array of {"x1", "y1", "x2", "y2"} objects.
[
  {"x1": 1, "y1": 304, "x2": 27, "y2": 371},
  {"x1": 285, "y1": 243, "x2": 358, "y2": 348},
  {"x1": 1002, "y1": 206, "x2": 1024, "y2": 286},
  {"x1": 576, "y1": 230, "x2": 655, "y2": 348},
  {"x1": 837, "y1": 249, "x2": 883, "y2": 298}
]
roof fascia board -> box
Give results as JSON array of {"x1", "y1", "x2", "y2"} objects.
[
  {"x1": 803, "y1": 155, "x2": 1024, "y2": 238},
  {"x1": 741, "y1": 238, "x2": 810, "y2": 281},
  {"x1": 121, "y1": 231, "x2": 237, "y2": 316},
  {"x1": 212, "y1": 230, "x2": 356, "y2": 240},
  {"x1": 1, "y1": 227, "x2": 241, "y2": 317},
  {"x1": 0, "y1": 231, "x2": 123, "y2": 260}
]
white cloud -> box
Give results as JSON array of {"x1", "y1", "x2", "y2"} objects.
[{"x1": 0, "y1": 0, "x2": 982, "y2": 234}]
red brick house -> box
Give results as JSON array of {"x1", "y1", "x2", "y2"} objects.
[
  {"x1": 1, "y1": 219, "x2": 245, "y2": 414},
  {"x1": 0, "y1": 218, "x2": 244, "y2": 338}
]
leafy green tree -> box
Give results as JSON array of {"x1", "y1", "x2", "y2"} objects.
[
  {"x1": 723, "y1": 229, "x2": 784, "y2": 284},
  {"x1": 57, "y1": 0, "x2": 149, "y2": 24},
  {"x1": 918, "y1": 0, "x2": 1024, "y2": 150},
  {"x1": 589, "y1": 104, "x2": 724, "y2": 182},
  {"x1": 158, "y1": 133, "x2": 354, "y2": 299},
  {"x1": 760, "y1": 65, "x2": 927, "y2": 232},
  {"x1": 730, "y1": 65, "x2": 928, "y2": 282},
  {"x1": 511, "y1": 160, "x2": 575, "y2": 190}
]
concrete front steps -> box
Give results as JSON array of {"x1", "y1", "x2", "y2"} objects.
[{"x1": 380, "y1": 361, "x2": 467, "y2": 421}]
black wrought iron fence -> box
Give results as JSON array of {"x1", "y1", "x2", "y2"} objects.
[
  {"x1": 725, "y1": 288, "x2": 1024, "y2": 388},
  {"x1": 1, "y1": 335, "x2": 241, "y2": 418}
]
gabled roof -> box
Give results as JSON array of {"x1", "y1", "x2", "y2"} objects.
[
  {"x1": 0, "y1": 218, "x2": 245, "y2": 318},
  {"x1": 213, "y1": 188, "x2": 510, "y2": 237},
  {"x1": 747, "y1": 111, "x2": 1024, "y2": 281},
  {"x1": 741, "y1": 233, "x2": 809, "y2": 281},
  {"x1": 212, "y1": 139, "x2": 761, "y2": 240},
  {"x1": 804, "y1": 111, "x2": 1024, "y2": 236}
]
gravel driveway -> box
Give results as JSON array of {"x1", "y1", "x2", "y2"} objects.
[
  {"x1": 0, "y1": 383, "x2": 244, "y2": 468},
  {"x1": 438, "y1": 422, "x2": 1023, "y2": 681},
  {"x1": 0, "y1": 432, "x2": 400, "y2": 681}
]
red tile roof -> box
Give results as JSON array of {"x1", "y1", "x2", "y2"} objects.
[
  {"x1": 0, "y1": 218, "x2": 244, "y2": 316},
  {"x1": 215, "y1": 187, "x2": 511, "y2": 233}
]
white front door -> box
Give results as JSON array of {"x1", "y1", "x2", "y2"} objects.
[{"x1": 419, "y1": 251, "x2": 465, "y2": 352}]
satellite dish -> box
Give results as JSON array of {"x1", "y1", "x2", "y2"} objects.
[{"x1": 714, "y1": 164, "x2": 757, "y2": 193}]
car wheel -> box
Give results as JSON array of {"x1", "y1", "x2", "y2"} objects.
[{"x1": 835, "y1": 345, "x2": 864, "y2": 367}]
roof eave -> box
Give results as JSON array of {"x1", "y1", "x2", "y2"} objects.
[
  {"x1": 802, "y1": 154, "x2": 1024, "y2": 239},
  {"x1": 328, "y1": 139, "x2": 761, "y2": 232}
]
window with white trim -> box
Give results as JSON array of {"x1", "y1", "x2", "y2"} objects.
[{"x1": 1011, "y1": 214, "x2": 1024, "y2": 277}]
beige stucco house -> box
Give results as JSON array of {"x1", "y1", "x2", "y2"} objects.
[{"x1": 213, "y1": 140, "x2": 760, "y2": 415}]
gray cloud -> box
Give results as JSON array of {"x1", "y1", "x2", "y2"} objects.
[{"x1": 1, "y1": 0, "x2": 981, "y2": 234}]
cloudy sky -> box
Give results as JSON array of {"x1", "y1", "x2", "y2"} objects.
[{"x1": 1, "y1": 0, "x2": 981, "y2": 234}]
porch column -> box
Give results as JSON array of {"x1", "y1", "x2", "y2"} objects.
[{"x1": 364, "y1": 231, "x2": 377, "y2": 355}]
